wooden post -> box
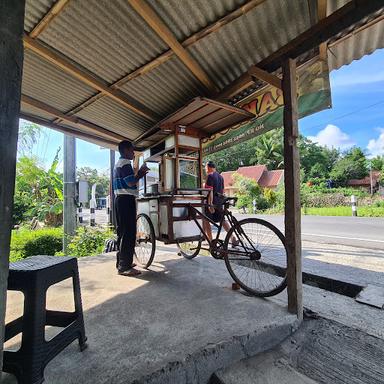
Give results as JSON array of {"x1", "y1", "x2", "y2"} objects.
[
  {"x1": 282, "y1": 58, "x2": 303, "y2": 320},
  {"x1": 0, "y1": 0, "x2": 26, "y2": 375},
  {"x1": 174, "y1": 131, "x2": 179, "y2": 190}
]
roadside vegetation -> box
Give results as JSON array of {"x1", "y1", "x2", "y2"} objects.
[
  {"x1": 10, "y1": 122, "x2": 113, "y2": 261},
  {"x1": 206, "y1": 127, "x2": 384, "y2": 217}
]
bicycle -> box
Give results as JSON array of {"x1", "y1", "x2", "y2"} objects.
[{"x1": 135, "y1": 195, "x2": 287, "y2": 297}]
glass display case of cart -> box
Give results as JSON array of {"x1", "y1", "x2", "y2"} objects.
[
  {"x1": 141, "y1": 124, "x2": 203, "y2": 195},
  {"x1": 137, "y1": 124, "x2": 206, "y2": 244}
]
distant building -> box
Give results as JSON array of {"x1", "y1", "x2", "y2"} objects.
[
  {"x1": 221, "y1": 165, "x2": 284, "y2": 196},
  {"x1": 347, "y1": 171, "x2": 381, "y2": 193}
]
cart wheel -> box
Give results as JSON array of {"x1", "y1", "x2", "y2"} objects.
[
  {"x1": 135, "y1": 214, "x2": 155, "y2": 268},
  {"x1": 176, "y1": 238, "x2": 202, "y2": 259},
  {"x1": 223, "y1": 218, "x2": 287, "y2": 297}
]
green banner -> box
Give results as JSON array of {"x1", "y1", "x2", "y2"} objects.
[{"x1": 202, "y1": 60, "x2": 331, "y2": 155}]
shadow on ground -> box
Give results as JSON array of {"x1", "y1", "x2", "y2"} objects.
[{"x1": 3, "y1": 252, "x2": 296, "y2": 384}]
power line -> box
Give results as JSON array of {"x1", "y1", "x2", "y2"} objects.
[{"x1": 306, "y1": 99, "x2": 384, "y2": 131}]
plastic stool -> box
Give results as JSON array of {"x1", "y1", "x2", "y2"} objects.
[{"x1": 3, "y1": 256, "x2": 87, "y2": 384}]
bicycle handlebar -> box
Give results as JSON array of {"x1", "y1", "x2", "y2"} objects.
[{"x1": 215, "y1": 193, "x2": 238, "y2": 206}]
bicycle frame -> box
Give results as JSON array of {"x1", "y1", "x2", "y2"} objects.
[
  {"x1": 186, "y1": 203, "x2": 258, "y2": 256},
  {"x1": 187, "y1": 203, "x2": 234, "y2": 245}
]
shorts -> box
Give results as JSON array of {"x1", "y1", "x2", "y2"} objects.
[{"x1": 205, "y1": 206, "x2": 223, "y2": 223}]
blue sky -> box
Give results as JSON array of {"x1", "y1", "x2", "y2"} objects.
[
  {"x1": 22, "y1": 48, "x2": 384, "y2": 171},
  {"x1": 300, "y1": 48, "x2": 384, "y2": 157}
]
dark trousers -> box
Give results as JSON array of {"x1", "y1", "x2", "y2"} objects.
[{"x1": 115, "y1": 195, "x2": 136, "y2": 271}]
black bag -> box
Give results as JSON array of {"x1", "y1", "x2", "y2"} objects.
[{"x1": 104, "y1": 238, "x2": 118, "y2": 253}]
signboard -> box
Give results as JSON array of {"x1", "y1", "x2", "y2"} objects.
[{"x1": 202, "y1": 60, "x2": 331, "y2": 155}]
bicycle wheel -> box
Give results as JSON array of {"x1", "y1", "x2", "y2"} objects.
[
  {"x1": 135, "y1": 214, "x2": 155, "y2": 268},
  {"x1": 176, "y1": 238, "x2": 202, "y2": 259},
  {"x1": 223, "y1": 218, "x2": 287, "y2": 297}
]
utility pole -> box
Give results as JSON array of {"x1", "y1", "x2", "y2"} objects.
[{"x1": 63, "y1": 135, "x2": 77, "y2": 253}]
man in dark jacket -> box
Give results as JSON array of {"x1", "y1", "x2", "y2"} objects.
[{"x1": 203, "y1": 161, "x2": 234, "y2": 242}]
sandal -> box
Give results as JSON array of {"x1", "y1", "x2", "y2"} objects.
[{"x1": 118, "y1": 268, "x2": 142, "y2": 276}]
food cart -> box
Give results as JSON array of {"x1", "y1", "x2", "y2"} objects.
[
  {"x1": 134, "y1": 97, "x2": 288, "y2": 297},
  {"x1": 136, "y1": 97, "x2": 253, "y2": 242}
]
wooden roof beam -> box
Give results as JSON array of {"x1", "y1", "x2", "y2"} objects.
[
  {"x1": 53, "y1": 0, "x2": 266, "y2": 122},
  {"x1": 317, "y1": 0, "x2": 328, "y2": 61},
  {"x1": 21, "y1": 94, "x2": 127, "y2": 141},
  {"x1": 20, "y1": 113, "x2": 118, "y2": 149},
  {"x1": 29, "y1": 0, "x2": 70, "y2": 38},
  {"x1": 115, "y1": 0, "x2": 266, "y2": 87},
  {"x1": 23, "y1": 35, "x2": 159, "y2": 122},
  {"x1": 217, "y1": 0, "x2": 384, "y2": 100},
  {"x1": 248, "y1": 67, "x2": 282, "y2": 89},
  {"x1": 128, "y1": 0, "x2": 218, "y2": 94}
]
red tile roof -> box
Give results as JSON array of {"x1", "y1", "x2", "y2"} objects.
[
  {"x1": 259, "y1": 170, "x2": 284, "y2": 188},
  {"x1": 348, "y1": 171, "x2": 381, "y2": 186},
  {"x1": 221, "y1": 165, "x2": 283, "y2": 190},
  {"x1": 221, "y1": 171, "x2": 234, "y2": 187},
  {"x1": 237, "y1": 165, "x2": 267, "y2": 183}
]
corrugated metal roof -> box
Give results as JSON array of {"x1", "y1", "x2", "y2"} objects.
[
  {"x1": 328, "y1": 17, "x2": 384, "y2": 71},
  {"x1": 188, "y1": 0, "x2": 316, "y2": 90},
  {"x1": 24, "y1": 0, "x2": 55, "y2": 33},
  {"x1": 21, "y1": 0, "x2": 384, "y2": 149},
  {"x1": 148, "y1": 0, "x2": 249, "y2": 41},
  {"x1": 20, "y1": 103, "x2": 56, "y2": 122},
  {"x1": 327, "y1": 0, "x2": 350, "y2": 15},
  {"x1": 120, "y1": 56, "x2": 205, "y2": 118},
  {"x1": 75, "y1": 97, "x2": 153, "y2": 141},
  {"x1": 22, "y1": 50, "x2": 96, "y2": 113},
  {"x1": 37, "y1": 0, "x2": 169, "y2": 84}
]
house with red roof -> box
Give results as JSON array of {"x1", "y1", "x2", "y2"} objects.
[
  {"x1": 347, "y1": 171, "x2": 381, "y2": 193},
  {"x1": 221, "y1": 165, "x2": 284, "y2": 196}
]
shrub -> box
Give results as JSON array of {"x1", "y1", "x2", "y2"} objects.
[
  {"x1": 67, "y1": 227, "x2": 113, "y2": 257},
  {"x1": 10, "y1": 227, "x2": 63, "y2": 262},
  {"x1": 23, "y1": 234, "x2": 63, "y2": 257},
  {"x1": 263, "y1": 188, "x2": 277, "y2": 206}
]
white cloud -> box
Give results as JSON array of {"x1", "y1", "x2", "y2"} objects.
[
  {"x1": 331, "y1": 70, "x2": 384, "y2": 88},
  {"x1": 308, "y1": 124, "x2": 356, "y2": 149},
  {"x1": 367, "y1": 128, "x2": 384, "y2": 157}
]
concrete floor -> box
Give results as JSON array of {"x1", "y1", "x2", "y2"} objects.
[
  {"x1": 215, "y1": 317, "x2": 384, "y2": 384},
  {"x1": 3, "y1": 250, "x2": 296, "y2": 384}
]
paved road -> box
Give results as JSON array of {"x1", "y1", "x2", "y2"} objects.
[
  {"x1": 84, "y1": 208, "x2": 384, "y2": 250},
  {"x1": 236, "y1": 214, "x2": 384, "y2": 250}
]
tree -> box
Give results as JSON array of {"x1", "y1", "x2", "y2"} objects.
[
  {"x1": 330, "y1": 147, "x2": 368, "y2": 186},
  {"x1": 299, "y1": 136, "x2": 340, "y2": 181},
  {"x1": 17, "y1": 121, "x2": 43, "y2": 156},
  {"x1": 250, "y1": 128, "x2": 284, "y2": 169},
  {"x1": 204, "y1": 141, "x2": 255, "y2": 172},
  {"x1": 14, "y1": 149, "x2": 63, "y2": 225},
  {"x1": 370, "y1": 155, "x2": 384, "y2": 171}
]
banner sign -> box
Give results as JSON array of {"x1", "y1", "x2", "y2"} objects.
[{"x1": 202, "y1": 60, "x2": 331, "y2": 155}]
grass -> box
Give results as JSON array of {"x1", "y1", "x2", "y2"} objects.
[{"x1": 302, "y1": 206, "x2": 384, "y2": 217}]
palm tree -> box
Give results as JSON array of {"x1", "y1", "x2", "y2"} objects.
[{"x1": 251, "y1": 128, "x2": 284, "y2": 169}]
